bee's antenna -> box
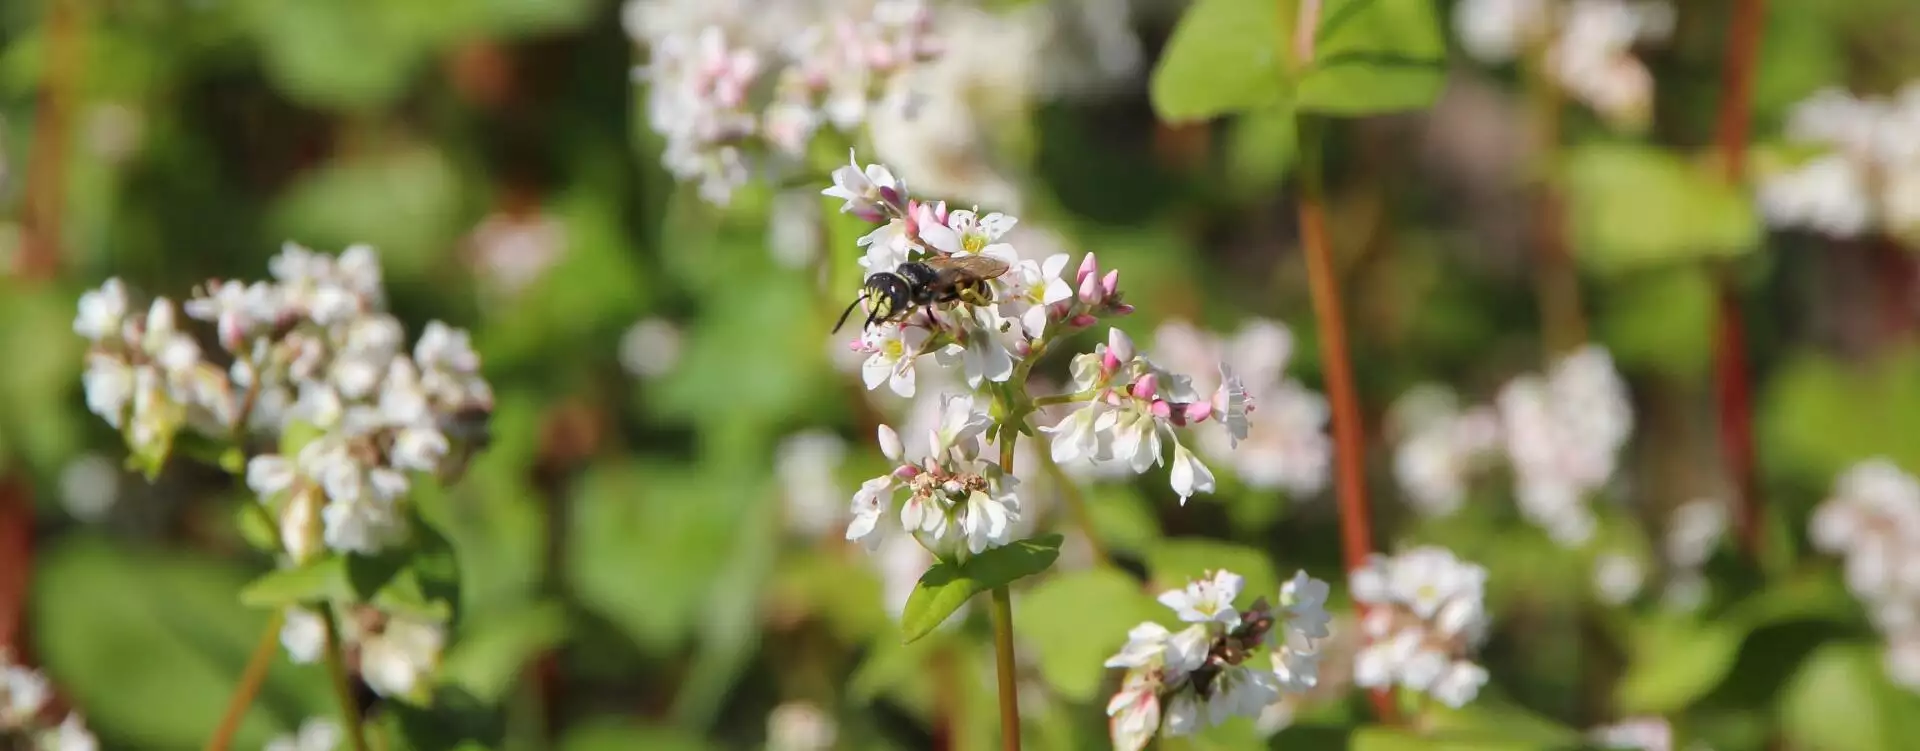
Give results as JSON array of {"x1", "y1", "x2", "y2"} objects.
[{"x1": 831, "y1": 293, "x2": 868, "y2": 334}]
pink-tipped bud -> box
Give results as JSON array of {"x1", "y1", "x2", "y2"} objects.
[
  {"x1": 1015, "y1": 339, "x2": 1033, "y2": 357},
  {"x1": 1184, "y1": 401, "x2": 1214, "y2": 424},
  {"x1": 1077, "y1": 270, "x2": 1103, "y2": 304},
  {"x1": 1131, "y1": 373, "x2": 1158, "y2": 401},
  {"x1": 1076, "y1": 253, "x2": 1099, "y2": 285},
  {"x1": 1101, "y1": 349, "x2": 1123, "y2": 374},
  {"x1": 927, "y1": 200, "x2": 949, "y2": 226},
  {"x1": 851, "y1": 204, "x2": 886, "y2": 223},
  {"x1": 878, "y1": 424, "x2": 904, "y2": 462},
  {"x1": 1104, "y1": 390, "x2": 1125, "y2": 407},
  {"x1": 1070, "y1": 313, "x2": 1098, "y2": 328},
  {"x1": 879, "y1": 185, "x2": 904, "y2": 210},
  {"x1": 894, "y1": 464, "x2": 921, "y2": 479},
  {"x1": 1107, "y1": 328, "x2": 1135, "y2": 365},
  {"x1": 1101, "y1": 269, "x2": 1121, "y2": 298},
  {"x1": 1150, "y1": 399, "x2": 1173, "y2": 420},
  {"x1": 1112, "y1": 303, "x2": 1136, "y2": 316}
]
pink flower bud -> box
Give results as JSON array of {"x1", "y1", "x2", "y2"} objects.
[
  {"x1": 1131, "y1": 373, "x2": 1158, "y2": 401},
  {"x1": 1104, "y1": 391, "x2": 1125, "y2": 406},
  {"x1": 927, "y1": 200, "x2": 949, "y2": 226},
  {"x1": 1107, "y1": 328, "x2": 1135, "y2": 364},
  {"x1": 894, "y1": 464, "x2": 920, "y2": 479},
  {"x1": 1112, "y1": 303, "x2": 1136, "y2": 316},
  {"x1": 1077, "y1": 253, "x2": 1099, "y2": 285},
  {"x1": 1184, "y1": 401, "x2": 1214, "y2": 424},
  {"x1": 1070, "y1": 313, "x2": 1098, "y2": 328},
  {"x1": 1150, "y1": 399, "x2": 1172, "y2": 420},
  {"x1": 1102, "y1": 269, "x2": 1121, "y2": 298},
  {"x1": 1077, "y1": 272, "x2": 1103, "y2": 304},
  {"x1": 878, "y1": 424, "x2": 904, "y2": 461},
  {"x1": 852, "y1": 204, "x2": 886, "y2": 223},
  {"x1": 1015, "y1": 339, "x2": 1033, "y2": 357},
  {"x1": 1101, "y1": 349, "x2": 1122, "y2": 374}
]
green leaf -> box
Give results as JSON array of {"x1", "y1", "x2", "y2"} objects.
[
  {"x1": 1761, "y1": 345, "x2": 1920, "y2": 487},
  {"x1": 269, "y1": 145, "x2": 464, "y2": 279},
  {"x1": 437, "y1": 600, "x2": 569, "y2": 705},
  {"x1": 1148, "y1": 0, "x2": 1293, "y2": 122},
  {"x1": 239, "y1": 556, "x2": 352, "y2": 608},
  {"x1": 1225, "y1": 105, "x2": 1300, "y2": 192},
  {"x1": 1564, "y1": 142, "x2": 1760, "y2": 277},
  {"x1": 1593, "y1": 265, "x2": 1716, "y2": 380},
  {"x1": 1347, "y1": 727, "x2": 1548, "y2": 751},
  {"x1": 1778, "y1": 641, "x2": 1920, "y2": 751},
  {"x1": 559, "y1": 718, "x2": 719, "y2": 751},
  {"x1": 1614, "y1": 615, "x2": 1746, "y2": 714},
  {"x1": 1295, "y1": 0, "x2": 1447, "y2": 115},
  {"x1": 1146, "y1": 538, "x2": 1280, "y2": 603},
  {"x1": 1013, "y1": 566, "x2": 1162, "y2": 701},
  {"x1": 33, "y1": 535, "x2": 332, "y2": 749},
  {"x1": 899, "y1": 535, "x2": 1063, "y2": 643}
]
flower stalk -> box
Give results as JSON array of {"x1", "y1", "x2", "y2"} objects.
[
  {"x1": 202, "y1": 609, "x2": 287, "y2": 751},
  {"x1": 321, "y1": 603, "x2": 372, "y2": 751},
  {"x1": 1711, "y1": 0, "x2": 1768, "y2": 564}
]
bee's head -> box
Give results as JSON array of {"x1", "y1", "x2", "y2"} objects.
[{"x1": 832, "y1": 272, "x2": 912, "y2": 334}]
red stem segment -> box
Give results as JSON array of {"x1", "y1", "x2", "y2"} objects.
[{"x1": 1711, "y1": 0, "x2": 1767, "y2": 561}]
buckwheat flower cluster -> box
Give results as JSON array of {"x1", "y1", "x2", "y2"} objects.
[
  {"x1": 1757, "y1": 82, "x2": 1920, "y2": 242},
  {"x1": 625, "y1": 0, "x2": 941, "y2": 205},
  {"x1": 1385, "y1": 346, "x2": 1632, "y2": 546},
  {"x1": 846, "y1": 395, "x2": 1022, "y2": 556},
  {"x1": 1453, "y1": 0, "x2": 1673, "y2": 129},
  {"x1": 1809, "y1": 459, "x2": 1920, "y2": 689},
  {"x1": 1350, "y1": 546, "x2": 1493, "y2": 708},
  {"x1": 76, "y1": 243, "x2": 494, "y2": 562},
  {"x1": 1496, "y1": 345, "x2": 1633, "y2": 546},
  {"x1": 1588, "y1": 717, "x2": 1674, "y2": 751},
  {"x1": 1150, "y1": 320, "x2": 1331, "y2": 497},
  {"x1": 1104, "y1": 570, "x2": 1333, "y2": 751},
  {"x1": 281, "y1": 605, "x2": 448, "y2": 703},
  {"x1": 1386, "y1": 385, "x2": 1503, "y2": 517},
  {"x1": 1, "y1": 651, "x2": 98, "y2": 751}
]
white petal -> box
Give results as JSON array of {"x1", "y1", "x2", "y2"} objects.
[{"x1": 861, "y1": 354, "x2": 892, "y2": 390}]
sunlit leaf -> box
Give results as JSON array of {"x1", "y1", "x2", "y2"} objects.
[
  {"x1": 1013, "y1": 566, "x2": 1161, "y2": 701},
  {"x1": 900, "y1": 535, "x2": 1063, "y2": 643},
  {"x1": 1149, "y1": 0, "x2": 1293, "y2": 122},
  {"x1": 1146, "y1": 538, "x2": 1279, "y2": 604},
  {"x1": 1295, "y1": 0, "x2": 1448, "y2": 115},
  {"x1": 1564, "y1": 143, "x2": 1760, "y2": 277}
]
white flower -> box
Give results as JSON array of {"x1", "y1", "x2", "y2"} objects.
[
  {"x1": 1281, "y1": 570, "x2": 1332, "y2": 640},
  {"x1": 990, "y1": 250, "x2": 1073, "y2": 336},
  {"x1": 846, "y1": 476, "x2": 895, "y2": 550},
  {"x1": 920, "y1": 208, "x2": 1017, "y2": 256},
  {"x1": 1589, "y1": 717, "x2": 1673, "y2": 751},
  {"x1": 359, "y1": 616, "x2": 444, "y2": 700},
  {"x1": 932, "y1": 393, "x2": 993, "y2": 455},
  {"x1": 1161, "y1": 692, "x2": 1202, "y2": 737},
  {"x1": 948, "y1": 306, "x2": 1016, "y2": 387},
  {"x1": 823, "y1": 150, "x2": 904, "y2": 222},
  {"x1": 280, "y1": 608, "x2": 327, "y2": 664},
  {"x1": 859, "y1": 323, "x2": 927, "y2": 397},
  {"x1": 1168, "y1": 441, "x2": 1215, "y2": 505},
  {"x1": 81, "y1": 355, "x2": 134, "y2": 428},
  {"x1": 1207, "y1": 665, "x2": 1282, "y2": 724},
  {"x1": 390, "y1": 427, "x2": 450, "y2": 473},
  {"x1": 1158, "y1": 569, "x2": 1244, "y2": 629},
  {"x1": 776, "y1": 430, "x2": 848, "y2": 538},
  {"x1": 1430, "y1": 660, "x2": 1490, "y2": 708},
  {"x1": 1106, "y1": 673, "x2": 1162, "y2": 751},
  {"x1": 73, "y1": 278, "x2": 129, "y2": 342},
  {"x1": 1105, "y1": 622, "x2": 1172, "y2": 668},
  {"x1": 765, "y1": 702, "x2": 838, "y2": 751},
  {"x1": 619, "y1": 317, "x2": 682, "y2": 379},
  {"x1": 958, "y1": 488, "x2": 1019, "y2": 554},
  {"x1": 855, "y1": 217, "x2": 917, "y2": 274},
  {"x1": 266, "y1": 718, "x2": 342, "y2": 751},
  {"x1": 1346, "y1": 547, "x2": 1490, "y2": 706},
  {"x1": 1592, "y1": 552, "x2": 1646, "y2": 605},
  {"x1": 1, "y1": 661, "x2": 50, "y2": 727}
]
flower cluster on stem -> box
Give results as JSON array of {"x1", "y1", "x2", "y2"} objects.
[
  {"x1": 1104, "y1": 570, "x2": 1333, "y2": 751},
  {"x1": 1453, "y1": 0, "x2": 1674, "y2": 129},
  {"x1": 1350, "y1": 546, "x2": 1493, "y2": 708},
  {"x1": 281, "y1": 605, "x2": 447, "y2": 704},
  {"x1": 1756, "y1": 81, "x2": 1920, "y2": 242},
  {"x1": 1149, "y1": 320, "x2": 1331, "y2": 497}
]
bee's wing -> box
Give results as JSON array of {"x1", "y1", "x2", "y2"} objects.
[{"x1": 924, "y1": 253, "x2": 1012, "y2": 282}]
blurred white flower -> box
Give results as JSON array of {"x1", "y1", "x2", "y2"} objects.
[
  {"x1": 1591, "y1": 551, "x2": 1646, "y2": 605},
  {"x1": 1153, "y1": 319, "x2": 1330, "y2": 498},
  {"x1": 766, "y1": 701, "x2": 837, "y2": 751},
  {"x1": 1665, "y1": 498, "x2": 1728, "y2": 570},
  {"x1": 1, "y1": 654, "x2": 50, "y2": 728},
  {"x1": 356, "y1": 614, "x2": 445, "y2": 702},
  {"x1": 280, "y1": 607, "x2": 327, "y2": 664},
  {"x1": 1389, "y1": 385, "x2": 1503, "y2": 517},
  {"x1": 1454, "y1": 0, "x2": 1670, "y2": 128},
  {"x1": 266, "y1": 718, "x2": 342, "y2": 751},
  {"x1": 57, "y1": 454, "x2": 120, "y2": 523},
  {"x1": 620, "y1": 317, "x2": 683, "y2": 380},
  {"x1": 1498, "y1": 345, "x2": 1633, "y2": 546},
  {"x1": 466, "y1": 210, "x2": 566, "y2": 301},
  {"x1": 1158, "y1": 569, "x2": 1245, "y2": 629},
  {"x1": 1810, "y1": 459, "x2": 1920, "y2": 691},
  {"x1": 1350, "y1": 546, "x2": 1491, "y2": 708},
  {"x1": 1589, "y1": 716, "x2": 1672, "y2": 751},
  {"x1": 45, "y1": 712, "x2": 99, "y2": 751},
  {"x1": 776, "y1": 430, "x2": 849, "y2": 538},
  {"x1": 1762, "y1": 82, "x2": 1920, "y2": 242}
]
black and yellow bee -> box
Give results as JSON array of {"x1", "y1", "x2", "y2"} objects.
[{"x1": 832, "y1": 254, "x2": 1012, "y2": 333}]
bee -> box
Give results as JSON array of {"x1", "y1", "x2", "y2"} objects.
[{"x1": 832, "y1": 253, "x2": 1012, "y2": 333}]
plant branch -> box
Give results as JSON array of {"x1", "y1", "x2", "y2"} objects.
[
  {"x1": 1711, "y1": 0, "x2": 1768, "y2": 564},
  {"x1": 204, "y1": 609, "x2": 287, "y2": 751},
  {"x1": 1289, "y1": 0, "x2": 1394, "y2": 724},
  {"x1": 1030, "y1": 390, "x2": 1096, "y2": 408},
  {"x1": 319, "y1": 604, "x2": 371, "y2": 751},
  {"x1": 988, "y1": 585, "x2": 1022, "y2": 751}
]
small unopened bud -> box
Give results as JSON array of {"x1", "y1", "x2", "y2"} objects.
[
  {"x1": 1077, "y1": 272, "x2": 1103, "y2": 304},
  {"x1": 1131, "y1": 374, "x2": 1158, "y2": 401},
  {"x1": 1070, "y1": 313, "x2": 1098, "y2": 328},
  {"x1": 1077, "y1": 253, "x2": 1099, "y2": 285},
  {"x1": 878, "y1": 424, "x2": 904, "y2": 461},
  {"x1": 851, "y1": 204, "x2": 886, "y2": 223},
  {"x1": 1184, "y1": 401, "x2": 1214, "y2": 424},
  {"x1": 1101, "y1": 269, "x2": 1121, "y2": 298},
  {"x1": 894, "y1": 464, "x2": 921, "y2": 479},
  {"x1": 1150, "y1": 399, "x2": 1172, "y2": 420},
  {"x1": 1015, "y1": 339, "x2": 1033, "y2": 357},
  {"x1": 1111, "y1": 303, "x2": 1136, "y2": 316}
]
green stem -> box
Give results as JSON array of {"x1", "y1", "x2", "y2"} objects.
[
  {"x1": 1035, "y1": 452, "x2": 1109, "y2": 566},
  {"x1": 319, "y1": 603, "x2": 371, "y2": 751},
  {"x1": 1030, "y1": 390, "x2": 1097, "y2": 408},
  {"x1": 988, "y1": 585, "x2": 1022, "y2": 751}
]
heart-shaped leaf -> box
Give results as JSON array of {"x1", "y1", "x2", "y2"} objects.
[
  {"x1": 1149, "y1": 0, "x2": 1293, "y2": 123},
  {"x1": 899, "y1": 535, "x2": 1063, "y2": 643},
  {"x1": 1296, "y1": 0, "x2": 1448, "y2": 115}
]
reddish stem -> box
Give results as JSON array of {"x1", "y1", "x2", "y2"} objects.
[
  {"x1": 17, "y1": 0, "x2": 83, "y2": 281},
  {"x1": 1711, "y1": 0, "x2": 1767, "y2": 562},
  {"x1": 0, "y1": 475, "x2": 32, "y2": 655},
  {"x1": 1290, "y1": 0, "x2": 1392, "y2": 722}
]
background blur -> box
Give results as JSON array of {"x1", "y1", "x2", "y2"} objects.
[{"x1": 4, "y1": 0, "x2": 1920, "y2": 749}]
